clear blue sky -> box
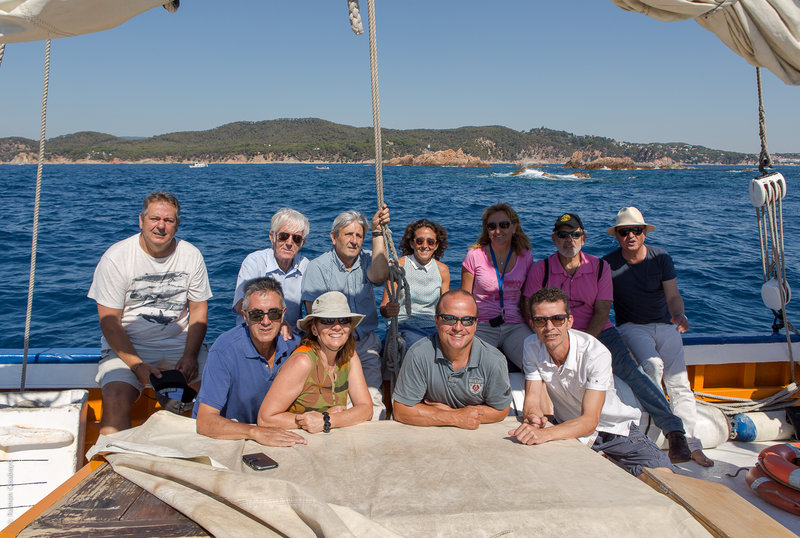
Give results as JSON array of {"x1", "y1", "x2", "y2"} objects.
[{"x1": 1, "y1": 0, "x2": 797, "y2": 153}]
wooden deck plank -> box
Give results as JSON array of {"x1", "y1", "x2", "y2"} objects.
[
  {"x1": 643, "y1": 467, "x2": 795, "y2": 538},
  {"x1": 14, "y1": 463, "x2": 209, "y2": 537}
]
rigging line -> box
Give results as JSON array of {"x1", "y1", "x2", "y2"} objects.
[
  {"x1": 21, "y1": 39, "x2": 51, "y2": 393},
  {"x1": 756, "y1": 67, "x2": 773, "y2": 175},
  {"x1": 361, "y1": 0, "x2": 409, "y2": 382},
  {"x1": 0, "y1": 43, "x2": 5, "y2": 69}
]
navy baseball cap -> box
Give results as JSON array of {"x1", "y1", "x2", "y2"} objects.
[{"x1": 553, "y1": 213, "x2": 584, "y2": 231}]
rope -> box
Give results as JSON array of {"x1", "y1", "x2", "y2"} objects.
[
  {"x1": 695, "y1": 382, "x2": 800, "y2": 414},
  {"x1": 347, "y1": 0, "x2": 364, "y2": 35},
  {"x1": 21, "y1": 39, "x2": 51, "y2": 393},
  {"x1": 0, "y1": 44, "x2": 5, "y2": 70},
  {"x1": 756, "y1": 67, "x2": 773, "y2": 175},
  {"x1": 357, "y1": 0, "x2": 409, "y2": 382}
]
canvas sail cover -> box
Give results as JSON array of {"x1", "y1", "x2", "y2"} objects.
[
  {"x1": 84, "y1": 412, "x2": 709, "y2": 537},
  {"x1": 0, "y1": 0, "x2": 168, "y2": 44},
  {"x1": 611, "y1": 0, "x2": 800, "y2": 85}
]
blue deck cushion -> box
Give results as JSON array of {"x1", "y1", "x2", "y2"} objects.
[
  {"x1": 681, "y1": 333, "x2": 800, "y2": 346},
  {"x1": 0, "y1": 348, "x2": 101, "y2": 364}
]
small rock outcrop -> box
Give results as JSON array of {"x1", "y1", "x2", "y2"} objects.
[
  {"x1": 563, "y1": 151, "x2": 636, "y2": 170},
  {"x1": 384, "y1": 148, "x2": 489, "y2": 167},
  {"x1": 563, "y1": 151, "x2": 686, "y2": 170}
]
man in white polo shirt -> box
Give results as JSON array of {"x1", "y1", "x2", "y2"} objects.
[{"x1": 510, "y1": 287, "x2": 672, "y2": 477}]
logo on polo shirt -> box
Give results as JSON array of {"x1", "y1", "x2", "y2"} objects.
[{"x1": 468, "y1": 377, "x2": 484, "y2": 394}]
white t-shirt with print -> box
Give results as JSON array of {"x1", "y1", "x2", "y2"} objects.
[{"x1": 88, "y1": 234, "x2": 212, "y2": 353}]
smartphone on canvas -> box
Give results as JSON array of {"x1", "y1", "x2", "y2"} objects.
[{"x1": 242, "y1": 452, "x2": 279, "y2": 471}]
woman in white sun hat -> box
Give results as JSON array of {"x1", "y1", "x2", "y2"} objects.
[{"x1": 258, "y1": 291, "x2": 373, "y2": 433}]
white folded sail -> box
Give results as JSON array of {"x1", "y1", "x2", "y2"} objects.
[{"x1": 0, "y1": 0, "x2": 167, "y2": 44}]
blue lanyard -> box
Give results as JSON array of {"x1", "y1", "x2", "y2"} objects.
[{"x1": 489, "y1": 245, "x2": 513, "y2": 313}]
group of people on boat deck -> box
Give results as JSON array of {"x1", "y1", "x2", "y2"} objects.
[{"x1": 88, "y1": 191, "x2": 713, "y2": 479}]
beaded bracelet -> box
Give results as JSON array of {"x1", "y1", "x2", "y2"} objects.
[{"x1": 322, "y1": 411, "x2": 331, "y2": 433}]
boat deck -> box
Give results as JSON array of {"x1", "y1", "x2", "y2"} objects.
[
  {"x1": 675, "y1": 441, "x2": 800, "y2": 535},
  {"x1": 5, "y1": 462, "x2": 209, "y2": 537}
]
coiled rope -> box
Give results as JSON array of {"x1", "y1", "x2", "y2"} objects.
[
  {"x1": 696, "y1": 383, "x2": 800, "y2": 414},
  {"x1": 351, "y1": 0, "x2": 410, "y2": 382},
  {"x1": 20, "y1": 39, "x2": 51, "y2": 393}
]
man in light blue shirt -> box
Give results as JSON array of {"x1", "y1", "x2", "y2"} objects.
[
  {"x1": 233, "y1": 208, "x2": 309, "y2": 337},
  {"x1": 195, "y1": 276, "x2": 306, "y2": 447},
  {"x1": 301, "y1": 205, "x2": 391, "y2": 418}
]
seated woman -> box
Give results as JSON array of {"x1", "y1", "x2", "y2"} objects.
[
  {"x1": 258, "y1": 291, "x2": 373, "y2": 433},
  {"x1": 461, "y1": 203, "x2": 534, "y2": 369},
  {"x1": 379, "y1": 219, "x2": 450, "y2": 350}
]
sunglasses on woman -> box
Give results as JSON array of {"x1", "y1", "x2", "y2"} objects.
[
  {"x1": 486, "y1": 221, "x2": 511, "y2": 231},
  {"x1": 318, "y1": 317, "x2": 353, "y2": 326},
  {"x1": 276, "y1": 232, "x2": 304, "y2": 245},
  {"x1": 246, "y1": 308, "x2": 284, "y2": 323},
  {"x1": 616, "y1": 227, "x2": 644, "y2": 237},
  {"x1": 437, "y1": 314, "x2": 478, "y2": 326},
  {"x1": 531, "y1": 314, "x2": 569, "y2": 328},
  {"x1": 415, "y1": 237, "x2": 437, "y2": 246}
]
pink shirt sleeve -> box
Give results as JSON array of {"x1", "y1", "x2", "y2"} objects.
[{"x1": 524, "y1": 258, "x2": 546, "y2": 297}]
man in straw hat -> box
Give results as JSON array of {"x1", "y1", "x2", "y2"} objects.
[
  {"x1": 392, "y1": 289, "x2": 511, "y2": 429},
  {"x1": 523, "y1": 212, "x2": 692, "y2": 464},
  {"x1": 602, "y1": 207, "x2": 713, "y2": 467}
]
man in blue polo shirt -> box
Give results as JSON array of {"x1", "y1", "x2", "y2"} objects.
[{"x1": 194, "y1": 276, "x2": 306, "y2": 446}]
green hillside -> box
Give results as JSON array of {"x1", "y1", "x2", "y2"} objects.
[{"x1": 0, "y1": 118, "x2": 757, "y2": 164}]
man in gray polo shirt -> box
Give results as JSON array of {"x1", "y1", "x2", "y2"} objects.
[
  {"x1": 301, "y1": 205, "x2": 391, "y2": 419},
  {"x1": 392, "y1": 289, "x2": 512, "y2": 429}
]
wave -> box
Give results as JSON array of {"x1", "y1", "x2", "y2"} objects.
[{"x1": 492, "y1": 168, "x2": 589, "y2": 181}]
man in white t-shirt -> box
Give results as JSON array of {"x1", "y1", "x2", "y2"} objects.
[
  {"x1": 510, "y1": 287, "x2": 672, "y2": 477},
  {"x1": 88, "y1": 191, "x2": 212, "y2": 434}
]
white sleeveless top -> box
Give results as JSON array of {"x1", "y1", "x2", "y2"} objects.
[{"x1": 397, "y1": 256, "x2": 442, "y2": 328}]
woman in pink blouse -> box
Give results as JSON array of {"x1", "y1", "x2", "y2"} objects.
[{"x1": 461, "y1": 203, "x2": 534, "y2": 369}]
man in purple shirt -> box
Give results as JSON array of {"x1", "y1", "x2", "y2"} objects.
[{"x1": 523, "y1": 212, "x2": 691, "y2": 463}]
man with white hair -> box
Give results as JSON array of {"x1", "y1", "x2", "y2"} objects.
[
  {"x1": 603, "y1": 206, "x2": 713, "y2": 467},
  {"x1": 301, "y1": 204, "x2": 391, "y2": 418},
  {"x1": 233, "y1": 207, "x2": 309, "y2": 337}
]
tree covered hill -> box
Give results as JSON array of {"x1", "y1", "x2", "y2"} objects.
[{"x1": 0, "y1": 118, "x2": 757, "y2": 164}]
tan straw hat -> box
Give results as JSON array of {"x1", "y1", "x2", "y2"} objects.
[
  {"x1": 296, "y1": 291, "x2": 365, "y2": 332},
  {"x1": 606, "y1": 206, "x2": 656, "y2": 236}
]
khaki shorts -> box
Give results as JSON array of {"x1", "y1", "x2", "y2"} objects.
[{"x1": 95, "y1": 344, "x2": 208, "y2": 391}]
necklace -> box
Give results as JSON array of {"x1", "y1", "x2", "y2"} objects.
[{"x1": 325, "y1": 362, "x2": 338, "y2": 383}]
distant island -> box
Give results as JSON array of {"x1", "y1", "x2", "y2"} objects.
[{"x1": 1, "y1": 118, "x2": 797, "y2": 166}]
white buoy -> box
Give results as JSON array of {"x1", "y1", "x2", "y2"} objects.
[{"x1": 730, "y1": 410, "x2": 795, "y2": 442}]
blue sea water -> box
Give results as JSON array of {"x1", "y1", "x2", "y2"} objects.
[{"x1": 0, "y1": 163, "x2": 797, "y2": 350}]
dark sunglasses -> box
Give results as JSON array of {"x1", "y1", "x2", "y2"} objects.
[
  {"x1": 246, "y1": 308, "x2": 284, "y2": 323},
  {"x1": 277, "y1": 232, "x2": 304, "y2": 245},
  {"x1": 531, "y1": 314, "x2": 569, "y2": 328},
  {"x1": 555, "y1": 230, "x2": 584, "y2": 239},
  {"x1": 616, "y1": 227, "x2": 644, "y2": 237},
  {"x1": 318, "y1": 317, "x2": 353, "y2": 326},
  {"x1": 437, "y1": 314, "x2": 478, "y2": 327},
  {"x1": 486, "y1": 221, "x2": 512, "y2": 231},
  {"x1": 415, "y1": 237, "x2": 437, "y2": 246}
]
